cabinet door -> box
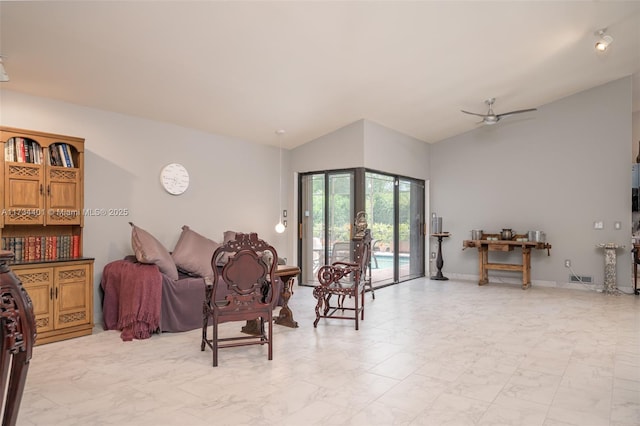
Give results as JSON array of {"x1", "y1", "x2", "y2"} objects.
[
  {"x1": 4, "y1": 162, "x2": 45, "y2": 225},
  {"x1": 46, "y1": 166, "x2": 81, "y2": 225},
  {"x1": 54, "y1": 263, "x2": 91, "y2": 329},
  {"x1": 13, "y1": 266, "x2": 55, "y2": 333}
]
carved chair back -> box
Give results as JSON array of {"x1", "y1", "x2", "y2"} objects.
[{"x1": 1, "y1": 250, "x2": 36, "y2": 426}]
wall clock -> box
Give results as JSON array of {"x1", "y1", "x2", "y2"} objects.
[{"x1": 160, "y1": 163, "x2": 190, "y2": 195}]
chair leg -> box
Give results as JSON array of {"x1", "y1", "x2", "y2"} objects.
[
  {"x1": 354, "y1": 290, "x2": 359, "y2": 331},
  {"x1": 212, "y1": 322, "x2": 218, "y2": 367},
  {"x1": 267, "y1": 316, "x2": 273, "y2": 361},
  {"x1": 3, "y1": 351, "x2": 29, "y2": 426},
  {"x1": 201, "y1": 313, "x2": 207, "y2": 351},
  {"x1": 313, "y1": 291, "x2": 324, "y2": 328}
]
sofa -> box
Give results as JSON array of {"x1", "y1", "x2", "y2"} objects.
[{"x1": 101, "y1": 224, "x2": 281, "y2": 340}]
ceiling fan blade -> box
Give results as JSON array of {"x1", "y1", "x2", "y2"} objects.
[
  {"x1": 496, "y1": 108, "x2": 537, "y2": 119},
  {"x1": 461, "y1": 110, "x2": 487, "y2": 118}
]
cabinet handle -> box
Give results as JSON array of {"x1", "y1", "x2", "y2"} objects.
[
  {"x1": 47, "y1": 185, "x2": 51, "y2": 196},
  {"x1": 40, "y1": 184, "x2": 43, "y2": 195},
  {"x1": 50, "y1": 287, "x2": 54, "y2": 299},
  {"x1": 55, "y1": 287, "x2": 58, "y2": 299}
]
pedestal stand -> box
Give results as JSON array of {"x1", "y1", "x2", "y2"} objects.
[
  {"x1": 596, "y1": 243, "x2": 624, "y2": 295},
  {"x1": 431, "y1": 233, "x2": 450, "y2": 280}
]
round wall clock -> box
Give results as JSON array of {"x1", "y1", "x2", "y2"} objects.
[{"x1": 160, "y1": 163, "x2": 190, "y2": 195}]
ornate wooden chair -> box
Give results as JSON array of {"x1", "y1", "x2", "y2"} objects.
[
  {"x1": 313, "y1": 214, "x2": 373, "y2": 330},
  {"x1": 1, "y1": 250, "x2": 36, "y2": 426},
  {"x1": 201, "y1": 233, "x2": 278, "y2": 367}
]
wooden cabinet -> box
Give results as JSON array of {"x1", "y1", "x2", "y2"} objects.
[
  {"x1": 2, "y1": 127, "x2": 83, "y2": 226},
  {"x1": 11, "y1": 260, "x2": 94, "y2": 344},
  {"x1": 1, "y1": 126, "x2": 93, "y2": 345}
]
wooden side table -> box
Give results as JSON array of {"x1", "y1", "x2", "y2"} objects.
[
  {"x1": 241, "y1": 265, "x2": 300, "y2": 335},
  {"x1": 430, "y1": 233, "x2": 450, "y2": 280}
]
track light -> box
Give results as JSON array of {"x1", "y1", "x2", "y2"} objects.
[
  {"x1": 0, "y1": 56, "x2": 9, "y2": 82},
  {"x1": 595, "y1": 29, "x2": 613, "y2": 52}
]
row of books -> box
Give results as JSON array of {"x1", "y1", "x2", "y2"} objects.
[
  {"x1": 4, "y1": 138, "x2": 75, "y2": 167},
  {"x1": 1, "y1": 235, "x2": 81, "y2": 263}
]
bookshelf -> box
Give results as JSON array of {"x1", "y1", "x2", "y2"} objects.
[{"x1": 1, "y1": 126, "x2": 94, "y2": 345}]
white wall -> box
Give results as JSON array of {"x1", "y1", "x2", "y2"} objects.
[
  {"x1": 291, "y1": 120, "x2": 365, "y2": 173},
  {"x1": 429, "y1": 76, "x2": 633, "y2": 290},
  {"x1": 363, "y1": 120, "x2": 430, "y2": 181},
  {"x1": 0, "y1": 90, "x2": 293, "y2": 323}
]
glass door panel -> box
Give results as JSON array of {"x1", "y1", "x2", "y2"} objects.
[
  {"x1": 398, "y1": 178, "x2": 425, "y2": 281},
  {"x1": 365, "y1": 172, "x2": 396, "y2": 286},
  {"x1": 299, "y1": 171, "x2": 353, "y2": 285},
  {"x1": 327, "y1": 172, "x2": 354, "y2": 265},
  {"x1": 300, "y1": 174, "x2": 324, "y2": 285}
]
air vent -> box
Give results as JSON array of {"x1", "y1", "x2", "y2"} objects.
[{"x1": 569, "y1": 275, "x2": 592, "y2": 283}]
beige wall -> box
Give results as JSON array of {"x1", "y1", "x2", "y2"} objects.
[
  {"x1": 0, "y1": 90, "x2": 294, "y2": 322},
  {"x1": 429, "y1": 76, "x2": 633, "y2": 290}
]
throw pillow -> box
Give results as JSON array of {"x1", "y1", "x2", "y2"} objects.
[
  {"x1": 171, "y1": 225, "x2": 220, "y2": 279},
  {"x1": 129, "y1": 222, "x2": 179, "y2": 280}
]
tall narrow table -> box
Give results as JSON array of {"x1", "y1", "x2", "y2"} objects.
[
  {"x1": 431, "y1": 233, "x2": 450, "y2": 280},
  {"x1": 463, "y1": 240, "x2": 551, "y2": 289}
]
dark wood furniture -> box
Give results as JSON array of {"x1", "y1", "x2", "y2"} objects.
[
  {"x1": 313, "y1": 227, "x2": 372, "y2": 330},
  {"x1": 1, "y1": 250, "x2": 36, "y2": 426},
  {"x1": 274, "y1": 265, "x2": 301, "y2": 328},
  {"x1": 240, "y1": 264, "x2": 301, "y2": 335},
  {"x1": 632, "y1": 244, "x2": 640, "y2": 295},
  {"x1": 201, "y1": 233, "x2": 278, "y2": 367},
  {"x1": 463, "y1": 239, "x2": 552, "y2": 289},
  {"x1": 430, "y1": 232, "x2": 450, "y2": 280}
]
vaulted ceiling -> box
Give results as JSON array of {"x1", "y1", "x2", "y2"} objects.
[{"x1": 1, "y1": 1, "x2": 639, "y2": 149}]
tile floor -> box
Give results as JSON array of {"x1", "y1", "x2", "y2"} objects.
[{"x1": 16, "y1": 278, "x2": 640, "y2": 426}]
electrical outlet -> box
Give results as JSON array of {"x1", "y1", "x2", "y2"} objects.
[{"x1": 564, "y1": 259, "x2": 571, "y2": 268}]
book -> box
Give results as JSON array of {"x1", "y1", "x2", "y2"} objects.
[
  {"x1": 50, "y1": 145, "x2": 61, "y2": 166},
  {"x1": 58, "y1": 144, "x2": 68, "y2": 167},
  {"x1": 72, "y1": 235, "x2": 80, "y2": 258},
  {"x1": 62, "y1": 144, "x2": 74, "y2": 167}
]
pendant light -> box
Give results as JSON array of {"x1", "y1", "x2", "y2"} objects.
[
  {"x1": 0, "y1": 56, "x2": 9, "y2": 82},
  {"x1": 275, "y1": 129, "x2": 286, "y2": 233}
]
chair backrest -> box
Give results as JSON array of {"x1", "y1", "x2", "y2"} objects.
[
  {"x1": 1, "y1": 251, "x2": 36, "y2": 426},
  {"x1": 330, "y1": 241, "x2": 352, "y2": 264},
  {"x1": 352, "y1": 228, "x2": 372, "y2": 281},
  {"x1": 210, "y1": 233, "x2": 278, "y2": 310}
]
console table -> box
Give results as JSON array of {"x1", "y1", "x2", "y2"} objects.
[
  {"x1": 463, "y1": 240, "x2": 551, "y2": 289},
  {"x1": 241, "y1": 264, "x2": 300, "y2": 334}
]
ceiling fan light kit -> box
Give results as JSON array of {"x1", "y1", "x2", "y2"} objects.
[{"x1": 461, "y1": 98, "x2": 537, "y2": 125}]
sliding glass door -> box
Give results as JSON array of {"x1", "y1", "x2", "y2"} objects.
[
  {"x1": 364, "y1": 172, "x2": 424, "y2": 286},
  {"x1": 300, "y1": 171, "x2": 354, "y2": 285},
  {"x1": 300, "y1": 168, "x2": 424, "y2": 288}
]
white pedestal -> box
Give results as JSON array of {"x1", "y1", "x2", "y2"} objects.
[{"x1": 596, "y1": 243, "x2": 624, "y2": 295}]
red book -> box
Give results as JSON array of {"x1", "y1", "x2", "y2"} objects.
[
  {"x1": 51, "y1": 236, "x2": 57, "y2": 260},
  {"x1": 72, "y1": 235, "x2": 80, "y2": 258}
]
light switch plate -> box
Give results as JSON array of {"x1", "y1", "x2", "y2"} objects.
[
  {"x1": 614, "y1": 221, "x2": 621, "y2": 230},
  {"x1": 593, "y1": 221, "x2": 604, "y2": 230}
]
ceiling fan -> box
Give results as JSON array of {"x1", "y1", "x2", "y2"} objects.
[{"x1": 461, "y1": 98, "x2": 537, "y2": 125}]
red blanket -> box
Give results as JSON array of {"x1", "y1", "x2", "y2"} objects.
[{"x1": 101, "y1": 259, "x2": 162, "y2": 341}]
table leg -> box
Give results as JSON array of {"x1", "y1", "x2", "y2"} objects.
[
  {"x1": 478, "y1": 246, "x2": 488, "y2": 285},
  {"x1": 275, "y1": 274, "x2": 299, "y2": 328},
  {"x1": 522, "y1": 247, "x2": 531, "y2": 289}
]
